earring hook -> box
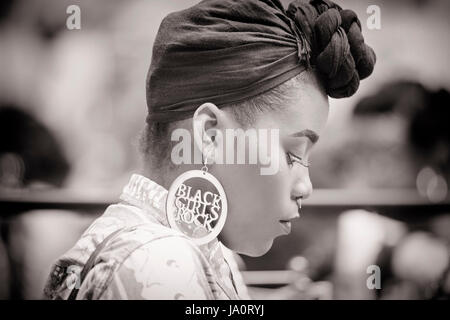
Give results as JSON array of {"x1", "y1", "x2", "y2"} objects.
[{"x1": 201, "y1": 132, "x2": 213, "y2": 173}]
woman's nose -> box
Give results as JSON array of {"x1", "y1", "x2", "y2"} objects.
[{"x1": 292, "y1": 173, "x2": 313, "y2": 200}]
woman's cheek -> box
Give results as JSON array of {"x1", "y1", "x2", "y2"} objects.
[{"x1": 262, "y1": 171, "x2": 288, "y2": 207}]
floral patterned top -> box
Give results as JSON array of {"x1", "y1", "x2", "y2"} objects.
[{"x1": 43, "y1": 174, "x2": 250, "y2": 300}]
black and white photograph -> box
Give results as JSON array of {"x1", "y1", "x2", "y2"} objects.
[{"x1": 0, "y1": 0, "x2": 449, "y2": 309}]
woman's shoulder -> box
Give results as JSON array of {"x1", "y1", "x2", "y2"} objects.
[
  {"x1": 44, "y1": 202, "x2": 212, "y2": 300},
  {"x1": 101, "y1": 235, "x2": 214, "y2": 299}
]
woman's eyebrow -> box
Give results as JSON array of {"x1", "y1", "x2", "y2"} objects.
[{"x1": 288, "y1": 129, "x2": 319, "y2": 144}]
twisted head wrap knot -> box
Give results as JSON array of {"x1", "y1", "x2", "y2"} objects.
[
  {"x1": 146, "y1": 0, "x2": 376, "y2": 123},
  {"x1": 287, "y1": 0, "x2": 376, "y2": 98}
]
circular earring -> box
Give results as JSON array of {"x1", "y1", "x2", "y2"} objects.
[{"x1": 166, "y1": 146, "x2": 228, "y2": 245}]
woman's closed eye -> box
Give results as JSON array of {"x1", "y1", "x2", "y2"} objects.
[{"x1": 286, "y1": 152, "x2": 310, "y2": 168}]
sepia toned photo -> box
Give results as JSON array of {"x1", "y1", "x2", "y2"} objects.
[{"x1": 0, "y1": 0, "x2": 449, "y2": 309}]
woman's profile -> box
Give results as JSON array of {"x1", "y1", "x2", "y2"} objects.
[{"x1": 44, "y1": 0, "x2": 375, "y2": 300}]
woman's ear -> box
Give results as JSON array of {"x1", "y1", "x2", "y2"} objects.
[{"x1": 192, "y1": 102, "x2": 222, "y2": 159}]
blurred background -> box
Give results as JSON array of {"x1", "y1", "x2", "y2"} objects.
[{"x1": 0, "y1": 0, "x2": 449, "y2": 299}]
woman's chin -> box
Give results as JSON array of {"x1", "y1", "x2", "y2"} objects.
[{"x1": 238, "y1": 239, "x2": 274, "y2": 257}]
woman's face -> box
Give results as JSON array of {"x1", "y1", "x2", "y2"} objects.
[{"x1": 214, "y1": 73, "x2": 329, "y2": 256}]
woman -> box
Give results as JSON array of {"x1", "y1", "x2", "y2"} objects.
[{"x1": 44, "y1": 0, "x2": 375, "y2": 299}]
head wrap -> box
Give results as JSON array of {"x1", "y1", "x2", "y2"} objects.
[{"x1": 146, "y1": 0, "x2": 376, "y2": 123}]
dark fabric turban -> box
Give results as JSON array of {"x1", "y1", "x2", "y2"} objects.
[{"x1": 146, "y1": 0, "x2": 376, "y2": 123}]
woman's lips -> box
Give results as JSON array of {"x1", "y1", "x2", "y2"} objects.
[
  {"x1": 279, "y1": 221, "x2": 292, "y2": 234},
  {"x1": 279, "y1": 212, "x2": 300, "y2": 235}
]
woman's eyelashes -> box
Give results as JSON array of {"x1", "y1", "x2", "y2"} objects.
[{"x1": 286, "y1": 152, "x2": 310, "y2": 168}]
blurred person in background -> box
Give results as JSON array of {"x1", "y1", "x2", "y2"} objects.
[
  {"x1": 353, "y1": 80, "x2": 450, "y2": 200},
  {"x1": 0, "y1": 105, "x2": 94, "y2": 299},
  {"x1": 0, "y1": 105, "x2": 69, "y2": 189},
  {"x1": 43, "y1": 0, "x2": 375, "y2": 300},
  {"x1": 332, "y1": 81, "x2": 450, "y2": 299}
]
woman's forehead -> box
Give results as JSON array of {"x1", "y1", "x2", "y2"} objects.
[{"x1": 255, "y1": 84, "x2": 329, "y2": 137}]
